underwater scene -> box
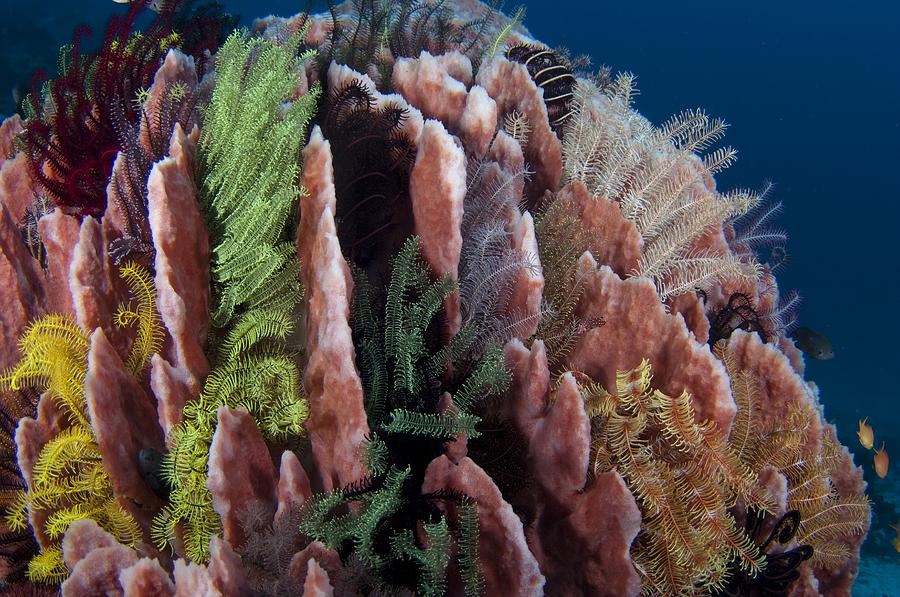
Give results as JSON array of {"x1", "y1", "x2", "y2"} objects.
[{"x1": 0, "y1": 0, "x2": 897, "y2": 595}]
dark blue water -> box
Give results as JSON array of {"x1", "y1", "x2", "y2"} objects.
[{"x1": 1, "y1": 0, "x2": 898, "y2": 589}]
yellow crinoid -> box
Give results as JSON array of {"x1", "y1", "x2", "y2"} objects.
[{"x1": 0, "y1": 262, "x2": 161, "y2": 583}]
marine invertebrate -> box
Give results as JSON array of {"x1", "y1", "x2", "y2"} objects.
[
  {"x1": 0, "y1": 389, "x2": 40, "y2": 584},
  {"x1": 20, "y1": 1, "x2": 233, "y2": 221},
  {"x1": 18, "y1": 195, "x2": 51, "y2": 270},
  {"x1": 576, "y1": 358, "x2": 770, "y2": 593},
  {"x1": 318, "y1": 0, "x2": 504, "y2": 84},
  {"x1": 0, "y1": 261, "x2": 160, "y2": 583},
  {"x1": 532, "y1": 185, "x2": 604, "y2": 371},
  {"x1": 297, "y1": 234, "x2": 509, "y2": 594},
  {"x1": 107, "y1": 73, "x2": 200, "y2": 265},
  {"x1": 321, "y1": 79, "x2": 416, "y2": 277},
  {"x1": 561, "y1": 76, "x2": 760, "y2": 301},
  {"x1": 505, "y1": 44, "x2": 576, "y2": 134},
  {"x1": 0, "y1": 0, "x2": 871, "y2": 594},
  {"x1": 153, "y1": 28, "x2": 317, "y2": 563},
  {"x1": 712, "y1": 509, "x2": 813, "y2": 597},
  {"x1": 707, "y1": 292, "x2": 769, "y2": 347},
  {"x1": 719, "y1": 336, "x2": 870, "y2": 593},
  {"x1": 20, "y1": 3, "x2": 181, "y2": 216}
]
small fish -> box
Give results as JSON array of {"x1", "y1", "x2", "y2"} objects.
[
  {"x1": 893, "y1": 523, "x2": 900, "y2": 553},
  {"x1": 873, "y1": 443, "x2": 889, "y2": 479},
  {"x1": 857, "y1": 417, "x2": 875, "y2": 450},
  {"x1": 791, "y1": 326, "x2": 834, "y2": 360}
]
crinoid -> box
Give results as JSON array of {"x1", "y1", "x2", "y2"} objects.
[
  {"x1": 300, "y1": 464, "x2": 485, "y2": 597},
  {"x1": 107, "y1": 79, "x2": 200, "y2": 265},
  {"x1": 729, "y1": 182, "x2": 788, "y2": 271},
  {"x1": 577, "y1": 357, "x2": 775, "y2": 594},
  {"x1": 712, "y1": 509, "x2": 813, "y2": 597},
  {"x1": 18, "y1": 195, "x2": 52, "y2": 270},
  {"x1": 319, "y1": 0, "x2": 504, "y2": 84},
  {"x1": 20, "y1": 0, "x2": 233, "y2": 218},
  {"x1": 170, "y1": 0, "x2": 238, "y2": 76},
  {"x1": 321, "y1": 79, "x2": 417, "y2": 281},
  {"x1": 533, "y1": 187, "x2": 605, "y2": 372},
  {"x1": 0, "y1": 389, "x2": 41, "y2": 584},
  {"x1": 505, "y1": 44, "x2": 577, "y2": 135},
  {"x1": 21, "y1": 2, "x2": 181, "y2": 216},
  {"x1": 708, "y1": 292, "x2": 769, "y2": 347},
  {"x1": 314, "y1": 235, "x2": 510, "y2": 595}
]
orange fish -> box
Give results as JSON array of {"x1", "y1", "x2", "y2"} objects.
[
  {"x1": 857, "y1": 417, "x2": 874, "y2": 450},
  {"x1": 874, "y1": 443, "x2": 889, "y2": 479},
  {"x1": 894, "y1": 524, "x2": 900, "y2": 553}
]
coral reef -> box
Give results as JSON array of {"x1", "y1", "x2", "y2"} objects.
[{"x1": 0, "y1": 0, "x2": 869, "y2": 595}]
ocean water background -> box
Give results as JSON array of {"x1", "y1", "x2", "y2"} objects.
[{"x1": 0, "y1": 0, "x2": 898, "y2": 590}]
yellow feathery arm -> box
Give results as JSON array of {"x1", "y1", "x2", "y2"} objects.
[
  {"x1": 115, "y1": 261, "x2": 164, "y2": 375},
  {"x1": 1, "y1": 315, "x2": 91, "y2": 428},
  {"x1": 615, "y1": 358, "x2": 654, "y2": 416}
]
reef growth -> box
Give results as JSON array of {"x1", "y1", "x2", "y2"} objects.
[{"x1": 0, "y1": 1, "x2": 869, "y2": 595}]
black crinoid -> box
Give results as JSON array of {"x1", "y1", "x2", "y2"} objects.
[
  {"x1": 170, "y1": 1, "x2": 239, "y2": 77},
  {"x1": 712, "y1": 509, "x2": 813, "y2": 597},
  {"x1": 320, "y1": 79, "x2": 417, "y2": 283},
  {"x1": 0, "y1": 389, "x2": 41, "y2": 585},
  {"x1": 19, "y1": 195, "x2": 52, "y2": 270},
  {"x1": 707, "y1": 292, "x2": 770, "y2": 347},
  {"x1": 319, "y1": 0, "x2": 503, "y2": 85},
  {"x1": 296, "y1": 233, "x2": 511, "y2": 595},
  {"x1": 107, "y1": 78, "x2": 201, "y2": 266},
  {"x1": 505, "y1": 44, "x2": 576, "y2": 136}
]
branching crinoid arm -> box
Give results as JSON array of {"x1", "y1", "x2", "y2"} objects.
[
  {"x1": 457, "y1": 498, "x2": 485, "y2": 596},
  {"x1": 532, "y1": 183, "x2": 604, "y2": 372},
  {"x1": 502, "y1": 109, "x2": 532, "y2": 149},
  {"x1": 389, "y1": 515, "x2": 452, "y2": 597},
  {"x1": 563, "y1": 73, "x2": 762, "y2": 302},
  {"x1": 199, "y1": 29, "x2": 318, "y2": 328},
  {"x1": 730, "y1": 181, "x2": 786, "y2": 253},
  {"x1": 1, "y1": 315, "x2": 91, "y2": 430},
  {"x1": 155, "y1": 339, "x2": 308, "y2": 560},
  {"x1": 1, "y1": 307, "x2": 148, "y2": 582},
  {"x1": 459, "y1": 156, "x2": 541, "y2": 357},
  {"x1": 786, "y1": 428, "x2": 871, "y2": 567},
  {"x1": 153, "y1": 29, "x2": 317, "y2": 563},
  {"x1": 485, "y1": 4, "x2": 526, "y2": 62},
  {"x1": 649, "y1": 250, "x2": 760, "y2": 304},
  {"x1": 714, "y1": 340, "x2": 871, "y2": 571},
  {"x1": 573, "y1": 357, "x2": 781, "y2": 593},
  {"x1": 152, "y1": 419, "x2": 220, "y2": 561},
  {"x1": 114, "y1": 261, "x2": 164, "y2": 376},
  {"x1": 300, "y1": 465, "x2": 410, "y2": 569}
]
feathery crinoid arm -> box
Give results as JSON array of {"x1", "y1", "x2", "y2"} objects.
[
  {"x1": 562, "y1": 73, "x2": 762, "y2": 302},
  {"x1": 154, "y1": 27, "x2": 319, "y2": 563},
  {"x1": 297, "y1": 236, "x2": 503, "y2": 592},
  {"x1": 787, "y1": 427, "x2": 871, "y2": 568},
  {"x1": 714, "y1": 340, "x2": 871, "y2": 573},
  {"x1": 1, "y1": 296, "x2": 151, "y2": 583},
  {"x1": 114, "y1": 260, "x2": 164, "y2": 376},
  {"x1": 571, "y1": 358, "x2": 774, "y2": 594},
  {"x1": 198, "y1": 26, "x2": 319, "y2": 328},
  {"x1": 532, "y1": 186, "x2": 604, "y2": 372}
]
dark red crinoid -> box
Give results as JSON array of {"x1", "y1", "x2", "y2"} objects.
[
  {"x1": 21, "y1": 1, "x2": 234, "y2": 218},
  {"x1": 22, "y1": 3, "x2": 177, "y2": 216}
]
